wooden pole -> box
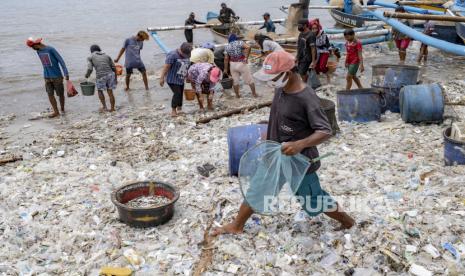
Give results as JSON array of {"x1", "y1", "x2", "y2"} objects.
[
  {"x1": 196, "y1": 101, "x2": 272, "y2": 124},
  {"x1": 0, "y1": 156, "x2": 22, "y2": 166},
  {"x1": 398, "y1": 1, "x2": 447, "y2": 5},
  {"x1": 147, "y1": 19, "x2": 286, "y2": 32},
  {"x1": 383, "y1": 12, "x2": 465, "y2": 23},
  {"x1": 280, "y1": 5, "x2": 381, "y2": 10}
]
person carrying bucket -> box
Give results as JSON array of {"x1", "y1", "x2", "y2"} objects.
[
  {"x1": 344, "y1": 29, "x2": 364, "y2": 90},
  {"x1": 187, "y1": 63, "x2": 222, "y2": 111},
  {"x1": 114, "y1": 31, "x2": 150, "y2": 91},
  {"x1": 212, "y1": 51, "x2": 355, "y2": 236},
  {"x1": 26, "y1": 37, "x2": 69, "y2": 118},
  {"x1": 85, "y1": 45, "x2": 117, "y2": 112},
  {"x1": 224, "y1": 34, "x2": 257, "y2": 98}
]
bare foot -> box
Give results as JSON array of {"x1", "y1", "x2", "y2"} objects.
[
  {"x1": 252, "y1": 93, "x2": 259, "y2": 98},
  {"x1": 211, "y1": 222, "x2": 243, "y2": 236},
  {"x1": 109, "y1": 108, "x2": 116, "y2": 112},
  {"x1": 171, "y1": 111, "x2": 178, "y2": 117},
  {"x1": 48, "y1": 112, "x2": 60, "y2": 118},
  {"x1": 99, "y1": 107, "x2": 108, "y2": 113},
  {"x1": 145, "y1": 87, "x2": 149, "y2": 91},
  {"x1": 125, "y1": 87, "x2": 130, "y2": 92}
]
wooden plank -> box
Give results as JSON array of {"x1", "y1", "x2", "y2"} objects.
[
  {"x1": 196, "y1": 101, "x2": 273, "y2": 124},
  {"x1": 0, "y1": 156, "x2": 22, "y2": 166}
]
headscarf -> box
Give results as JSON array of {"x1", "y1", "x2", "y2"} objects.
[
  {"x1": 309, "y1": 19, "x2": 322, "y2": 35},
  {"x1": 228, "y1": 33, "x2": 238, "y2": 43}
]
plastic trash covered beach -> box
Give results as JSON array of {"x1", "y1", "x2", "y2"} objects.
[{"x1": 1, "y1": 51, "x2": 465, "y2": 274}]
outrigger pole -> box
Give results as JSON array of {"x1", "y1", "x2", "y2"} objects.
[
  {"x1": 147, "y1": 19, "x2": 286, "y2": 54},
  {"x1": 147, "y1": 19, "x2": 286, "y2": 32}
]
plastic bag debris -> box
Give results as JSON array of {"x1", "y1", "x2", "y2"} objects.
[
  {"x1": 320, "y1": 252, "x2": 339, "y2": 268},
  {"x1": 409, "y1": 263, "x2": 432, "y2": 276},
  {"x1": 123, "y1": 249, "x2": 145, "y2": 270},
  {"x1": 423, "y1": 244, "x2": 440, "y2": 259}
]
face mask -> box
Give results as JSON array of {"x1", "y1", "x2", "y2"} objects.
[
  {"x1": 298, "y1": 26, "x2": 304, "y2": 32},
  {"x1": 267, "y1": 72, "x2": 289, "y2": 89}
]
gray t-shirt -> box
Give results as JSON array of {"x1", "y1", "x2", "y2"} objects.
[
  {"x1": 86, "y1": 52, "x2": 115, "y2": 79},
  {"x1": 267, "y1": 86, "x2": 331, "y2": 173},
  {"x1": 123, "y1": 37, "x2": 144, "y2": 68},
  {"x1": 262, "y1": 40, "x2": 283, "y2": 53}
]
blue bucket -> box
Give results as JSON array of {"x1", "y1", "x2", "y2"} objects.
[
  {"x1": 336, "y1": 88, "x2": 384, "y2": 122},
  {"x1": 444, "y1": 127, "x2": 465, "y2": 166},
  {"x1": 400, "y1": 84, "x2": 444, "y2": 123},
  {"x1": 228, "y1": 124, "x2": 268, "y2": 176},
  {"x1": 371, "y1": 64, "x2": 420, "y2": 113}
]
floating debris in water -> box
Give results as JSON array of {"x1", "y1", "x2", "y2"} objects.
[{"x1": 126, "y1": 195, "x2": 171, "y2": 208}]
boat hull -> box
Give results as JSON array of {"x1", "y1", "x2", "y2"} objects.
[
  {"x1": 329, "y1": 8, "x2": 379, "y2": 28},
  {"x1": 433, "y1": 23, "x2": 463, "y2": 44},
  {"x1": 447, "y1": 9, "x2": 465, "y2": 44}
]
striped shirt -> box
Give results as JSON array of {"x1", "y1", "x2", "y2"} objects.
[{"x1": 165, "y1": 50, "x2": 190, "y2": 85}]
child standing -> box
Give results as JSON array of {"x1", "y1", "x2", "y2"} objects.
[
  {"x1": 85, "y1": 45, "x2": 117, "y2": 112},
  {"x1": 392, "y1": 7, "x2": 412, "y2": 63},
  {"x1": 418, "y1": 20, "x2": 435, "y2": 64},
  {"x1": 344, "y1": 29, "x2": 364, "y2": 90}
]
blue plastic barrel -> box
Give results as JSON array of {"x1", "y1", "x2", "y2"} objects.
[
  {"x1": 444, "y1": 127, "x2": 465, "y2": 166},
  {"x1": 400, "y1": 84, "x2": 444, "y2": 123},
  {"x1": 371, "y1": 64, "x2": 420, "y2": 113},
  {"x1": 337, "y1": 89, "x2": 383, "y2": 122},
  {"x1": 228, "y1": 124, "x2": 268, "y2": 176}
]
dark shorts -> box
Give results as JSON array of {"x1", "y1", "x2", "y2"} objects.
[
  {"x1": 347, "y1": 63, "x2": 359, "y2": 76},
  {"x1": 45, "y1": 77, "x2": 64, "y2": 97},
  {"x1": 298, "y1": 61, "x2": 312, "y2": 76},
  {"x1": 126, "y1": 66, "x2": 146, "y2": 75}
]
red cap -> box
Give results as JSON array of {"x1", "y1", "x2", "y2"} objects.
[
  {"x1": 26, "y1": 37, "x2": 42, "y2": 47},
  {"x1": 253, "y1": 51, "x2": 295, "y2": 82}
]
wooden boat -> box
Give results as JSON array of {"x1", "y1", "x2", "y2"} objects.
[
  {"x1": 206, "y1": 12, "x2": 245, "y2": 43},
  {"x1": 206, "y1": 11, "x2": 298, "y2": 53},
  {"x1": 431, "y1": 21, "x2": 463, "y2": 43},
  {"x1": 447, "y1": 9, "x2": 465, "y2": 43},
  {"x1": 329, "y1": 8, "x2": 380, "y2": 28}
]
